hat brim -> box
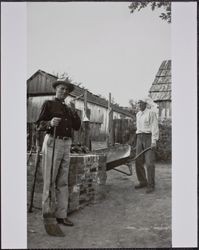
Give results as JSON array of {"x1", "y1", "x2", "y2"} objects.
[{"x1": 52, "y1": 80, "x2": 74, "y2": 92}]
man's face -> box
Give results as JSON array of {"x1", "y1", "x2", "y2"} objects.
[
  {"x1": 56, "y1": 84, "x2": 69, "y2": 100},
  {"x1": 138, "y1": 100, "x2": 147, "y2": 111}
]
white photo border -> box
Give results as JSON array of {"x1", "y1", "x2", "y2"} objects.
[{"x1": 1, "y1": 1, "x2": 197, "y2": 248}]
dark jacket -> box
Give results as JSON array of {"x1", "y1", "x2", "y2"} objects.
[{"x1": 36, "y1": 98, "x2": 81, "y2": 137}]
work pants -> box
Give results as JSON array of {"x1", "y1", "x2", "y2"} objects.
[
  {"x1": 135, "y1": 133, "x2": 155, "y2": 188},
  {"x1": 41, "y1": 134, "x2": 72, "y2": 218}
]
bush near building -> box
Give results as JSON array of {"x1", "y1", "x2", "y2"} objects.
[{"x1": 156, "y1": 119, "x2": 171, "y2": 162}]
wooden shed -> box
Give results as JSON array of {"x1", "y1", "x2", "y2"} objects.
[
  {"x1": 149, "y1": 60, "x2": 171, "y2": 120},
  {"x1": 27, "y1": 70, "x2": 134, "y2": 146}
]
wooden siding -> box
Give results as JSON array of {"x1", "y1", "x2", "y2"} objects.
[
  {"x1": 113, "y1": 119, "x2": 135, "y2": 144},
  {"x1": 27, "y1": 95, "x2": 134, "y2": 135},
  {"x1": 156, "y1": 101, "x2": 171, "y2": 119},
  {"x1": 27, "y1": 70, "x2": 133, "y2": 118},
  {"x1": 27, "y1": 96, "x2": 54, "y2": 123},
  {"x1": 27, "y1": 71, "x2": 56, "y2": 94}
]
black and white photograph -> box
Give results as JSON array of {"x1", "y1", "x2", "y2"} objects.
[{"x1": 1, "y1": 1, "x2": 197, "y2": 249}]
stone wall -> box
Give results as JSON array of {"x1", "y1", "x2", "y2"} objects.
[{"x1": 27, "y1": 153, "x2": 107, "y2": 213}]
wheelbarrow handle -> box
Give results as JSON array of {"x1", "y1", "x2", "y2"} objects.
[{"x1": 133, "y1": 147, "x2": 152, "y2": 160}]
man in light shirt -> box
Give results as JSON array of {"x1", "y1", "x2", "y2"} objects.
[{"x1": 134, "y1": 97, "x2": 159, "y2": 193}]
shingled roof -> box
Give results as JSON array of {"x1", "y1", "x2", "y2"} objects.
[{"x1": 149, "y1": 60, "x2": 171, "y2": 101}]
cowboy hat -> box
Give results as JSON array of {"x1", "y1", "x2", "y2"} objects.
[
  {"x1": 138, "y1": 96, "x2": 159, "y2": 114},
  {"x1": 52, "y1": 77, "x2": 74, "y2": 92}
]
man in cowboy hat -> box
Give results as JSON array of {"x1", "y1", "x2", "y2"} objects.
[
  {"x1": 36, "y1": 77, "x2": 81, "y2": 229},
  {"x1": 134, "y1": 96, "x2": 159, "y2": 193}
]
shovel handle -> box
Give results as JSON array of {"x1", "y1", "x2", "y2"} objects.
[
  {"x1": 49, "y1": 127, "x2": 57, "y2": 199},
  {"x1": 28, "y1": 143, "x2": 41, "y2": 213}
]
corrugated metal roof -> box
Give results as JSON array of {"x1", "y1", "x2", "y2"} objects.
[
  {"x1": 149, "y1": 60, "x2": 171, "y2": 101},
  {"x1": 27, "y1": 70, "x2": 133, "y2": 118}
]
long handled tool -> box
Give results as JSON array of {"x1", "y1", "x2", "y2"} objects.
[
  {"x1": 28, "y1": 141, "x2": 41, "y2": 213},
  {"x1": 27, "y1": 147, "x2": 33, "y2": 165},
  {"x1": 43, "y1": 127, "x2": 65, "y2": 237}
]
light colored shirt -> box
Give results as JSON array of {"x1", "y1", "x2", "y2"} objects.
[{"x1": 136, "y1": 108, "x2": 159, "y2": 144}]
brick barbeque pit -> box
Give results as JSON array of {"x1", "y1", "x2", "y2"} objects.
[{"x1": 27, "y1": 153, "x2": 107, "y2": 213}]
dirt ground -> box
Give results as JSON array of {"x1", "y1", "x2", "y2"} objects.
[{"x1": 27, "y1": 163, "x2": 171, "y2": 248}]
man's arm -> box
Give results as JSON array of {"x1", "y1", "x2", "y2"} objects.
[{"x1": 36, "y1": 101, "x2": 52, "y2": 131}]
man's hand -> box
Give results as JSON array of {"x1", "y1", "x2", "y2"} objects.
[
  {"x1": 151, "y1": 142, "x2": 157, "y2": 150},
  {"x1": 50, "y1": 117, "x2": 61, "y2": 127},
  {"x1": 36, "y1": 145, "x2": 41, "y2": 152}
]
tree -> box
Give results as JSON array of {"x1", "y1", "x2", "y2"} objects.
[
  {"x1": 129, "y1": 99, "x2": 139, "y2": 117},
  {"x1": 129, "y1": 1, "x2": 171, "y2": 23}
]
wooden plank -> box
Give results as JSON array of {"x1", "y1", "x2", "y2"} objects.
[
  {"x1": 83, "y1": 90, "x2": 90, "y2": 149},
  {"x1": 107, "y1": 93, "x2": 114, "y2": 146}
]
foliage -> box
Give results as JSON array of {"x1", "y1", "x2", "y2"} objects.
[
  {"x1": 129, "y1": 99, "x2": 139, "y2": 116},
  {"x1": 156, "y1": 121, "x2": 171, "y2": 162},
  {"x1": 129, "y1": 1, "x2": 171, "y2": 23}
]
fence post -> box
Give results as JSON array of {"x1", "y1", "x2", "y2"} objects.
[
  {"x1": 107, "y1": 93, "x2": 114, "y2": 147},
  {"x1": 83, "y1": 90, "x2": 90, "y2": 149}
]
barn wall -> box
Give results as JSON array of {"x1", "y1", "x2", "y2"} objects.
[
  {"x1": 68, "y1": 99, "x2": 106, "y2": 129},
  {"x1": 28, "y1": 72, "x2": 56, "y2": 94},
  {"x1": 27, "y1": 96, "x2": 54, "y2": 123},
  {"x1": 27, "y1": 95, "x2": 133, "y2": 136}
]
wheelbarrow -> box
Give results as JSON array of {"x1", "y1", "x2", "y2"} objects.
[{"x1": 95, "y1": 144, "x2": 152, "y2": 176}]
